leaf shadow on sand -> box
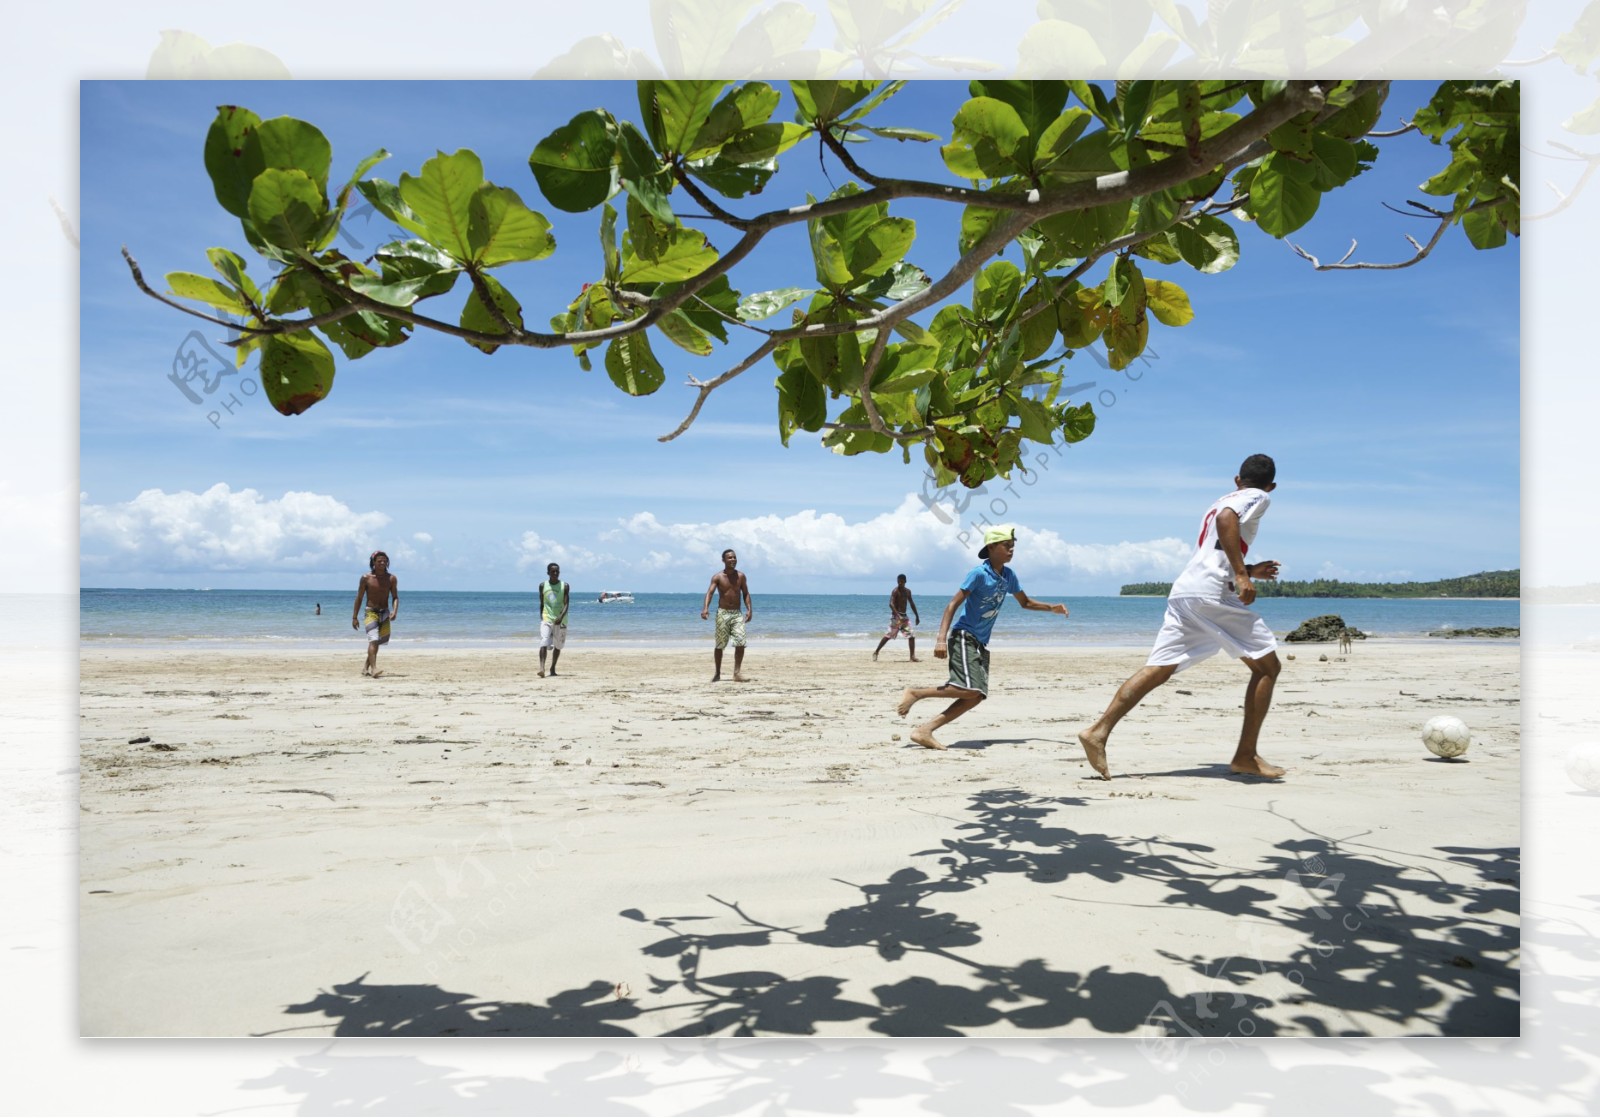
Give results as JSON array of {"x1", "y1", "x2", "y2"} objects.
[{"x1": 261, "y1": 789, "x2": 1518, "y2": 1041}]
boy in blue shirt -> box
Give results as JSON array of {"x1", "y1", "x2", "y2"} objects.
[{"x1": 896, "y1": 526, "x2": 1071, "y2": 750}]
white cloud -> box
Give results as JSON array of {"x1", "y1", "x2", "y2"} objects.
[
  {"x1": 514, "y1": 530, "x2": 614, "y2": 571},
  {"x1": 413, "y1": 532, "x2": 433, "y2": 544},
  {"x1": 609, "y1": 495, "x2": 1191, "y2": 581},
  {"x1": 79, "y1": 484, "x2": 389, "y2": 572}
]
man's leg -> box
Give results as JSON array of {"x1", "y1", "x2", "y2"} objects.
[
  {"x1": 538, "y1": 645, "x2": 548, "y2": 678},
  {"x1": 549, "y1": 647, "x2": 561, "y2": 675},
  {"x1": 908, "y1": 635, "x2": 918, "y2": 662},
  {"x1": 899, "y1": 686, "x2": 983, "y2": 750},
  {"x1": 712, "y1": 646, "x2": 723, "y2": 681},
  {"x1": 1231, "y1": 652, "x2": 1285, "y2": 778},
  {"x1": 364, "y1": 640, "x2": 379, "y2": 676},
  {"x1": 732, "y1": 644, "x2": 746, "y2": 682},
  {"x1": 1077, "y1": 663, "x2": 1178, "y2": 779},
  {"x1": 873, "y1": 635, "x2": 890, "y2": 660}
]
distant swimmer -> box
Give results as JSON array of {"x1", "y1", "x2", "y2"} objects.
[
  {"x1": 1078, "y1": 454, "x2": 1285, "y2": 781},
  {"x1": 315, "y1": 603, "x2": 321, "y2": 615},
  {"x1": 874, "y1": 574, "x2": 921, "y2": 662},
  {"x1": 896, "y1": 527, "x2": 1068, "y2": 750},
  {"x1": 701, "y1": 548, "x2": 752, "y2": 682},
  {"x1": 352, "y1": 551, "x2": 398, "y2": 678}
]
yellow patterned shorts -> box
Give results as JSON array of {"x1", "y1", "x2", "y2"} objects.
[{"x1": 715, "y1": 608, "x2": 747, "y2": 649}]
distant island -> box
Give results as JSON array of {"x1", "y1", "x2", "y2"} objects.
[{"x1": 1120, "y1": 569, "x2": 1520, "y2": 599}]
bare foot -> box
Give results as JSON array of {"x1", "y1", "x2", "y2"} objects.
[
  {"x1": 909, "y1": 726, "x2": 947, "y2": 750},
  {"x1": 908, "y1": 656, "x2": 921, "y2": 662},
  {"x1": 549, "y1": 671, "x2": 558, "y2": 677},
  {"x1": 1230, "y1": 757, "x2": 1286, "y2": 779},
  {"x1": 872, "y1": 651, "x2": 879, "y2": 661},
  {"x1": 538, "y1": 670, "x2": 545, "y2": 678},
  {"x1": 711, "y1": 673, "x2": 721, "y2": 683},
  {"x1": 370, "y1": 670, "x2": 384, "y2": 679},
  {"x1": 896, "y1": 688, "x2": 919, "y2": 717},
  {"x1": 1077, "y1": 727, "x2": 1111, "y2": 780},
  {"x1": 733, "y1": 673, "x2": 747, "y2": 682}
]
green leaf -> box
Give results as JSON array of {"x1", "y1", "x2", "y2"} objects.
[
  {"x1": 621, "y1": 223, "x2": 718, "y2": 283},
  {"x1": 1034, "y1": 199, "x2": 1133, "y2": 259},
  {"x1": 791, "y1": 80, "x2": 878, "y2": 122},
  {"x1": 776, "y1": 365, "x2": 827, "y2": 444},
  {"x1": 973, "y1": 260, "x2": 1023, "y2": 326},
  {"x1": 846, "y1": 216, "x2": 916, "y2": 279},
  {"x1": 247, "y1": 168, "x2": 327, "y2": 252},
  {"x1": 972, "y1": 80, "x2": 1068, "y2": 146},
  {"x1": 460, "y1": 273, "x2": 525, "y2": 355},
  {"x1": 683, "y1": 154, "x2": 777, "y2": 199},
  {"x1": 466, "y1": 184, "x2": 555, "y2": 266},
  {"x1": 254, "y1": 117, "x2": 333, "y2": 195},
  {"x1": 688, "y1": 82, "x2": 781, "y2": 157},
  {"x1": 1016, "y1": 282, "x2": 1059, "y2": 360},
  {"x1": 639, "y1": 80, "x2": 727, "y2": 155},
  {"x1": 1057, "y1": 285, "x2": 1105, "y2": 349},
  {"x1": 206, "y1": 250, "x2": 259, "y2": 304},
  {"x1": 1032, "y1": 108, "x2": 1093, "y2": 171},
  {"x1": 739, "y1": 286, "x2": 814, "y2": 321},
  {"x1": 400, "y1": 150, "x2": 484, "y2": 260},
  {"x1": 941, "y1": 97, "x2": 1030, "y2": 180},
  {"x1": 1172, "y1": 213, "x2": 1240, "y2": 273},
  {"x1": 870, "y1": 342, "x2": 939, "y2": 394},
  {"x1": 862, "y1": 126, "x2": 940, "y2": 142},
  {"x1": 799, "y1": 327, "x2": 864, "y2": 393},
  {"x1": 616, "y1": 121, "x2": 676, "y2": 226},
  {"x1": 165, "y1": 271, "x2": 251, "y2": 314},
  {"x1": 201, "y1": 106, "x2": 265, "y2": 219},
  {"x1": 1319, "y1": 86, "x2": 1384, "y2": 141},
  {"x1": 600, "y1": 202, "x2": 620, "y2": 284},
  {"x1": 1249, "y1": 156, "x2": 1321, "y2": 236},
  {"x1": 605, "y1": 332, "x2": 665, "y2": 396},
  {"x1": 1059, "y1": 401, "x2": 1096, "y2": 442},
  {"x1": 1462, "y1": 206, "x2": 1509, "y2": 250},
  {"x1": 1145, "y1": 278, "x2": 1194, "y2": 326},
  {"x1": 656, "y1": 308, "x2": 713, "y2": 356},
  {"x1": 1039, "y1": 127, "x2": 1126, "y2": 183},
  {"x1": 259, "y1": 331, "x2": 336, "y2": 415},
  {"x1": 529, "y1": 110, "x2": 621, "y2": 213},
  {"x1": 1013, "y1": 396, "x2": 1058, "y2": 444},
  {"x1": 718, "y1": 121, "x2": 811, "y2": 163},
  {"x1": 1103, "y1": 256, "x2": 1130, "y2": 307},
  {"x1": 354, "y1": 179, "x2": 431, "y2": 240},
  {"x1": 1308, "y1": 133, "x2": 1361, "y2": 190}
]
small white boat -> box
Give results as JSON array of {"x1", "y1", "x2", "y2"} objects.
[{"x1": 597, "y1": 590, "x2": 635, "y2": 604}]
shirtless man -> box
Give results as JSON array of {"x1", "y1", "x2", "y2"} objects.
[
  {"x1": 873, "y1": 574, "x2": 921, "y2": 661},
  {"x1": 700, "y1": 548, "x2": 753, "y2": 682},
  {"x1": 352, "y1": 550, "x2": 399, "y2": 678}
]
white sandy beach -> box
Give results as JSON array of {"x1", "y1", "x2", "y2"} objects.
[{"x1": 78, "y1": 640, "x2": 1519, "y2": 1038}]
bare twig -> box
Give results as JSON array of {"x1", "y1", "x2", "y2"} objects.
[
  {"x1": 1368, "y1": 121, "x2": 1417, "y2": 138},
  {"x1": 858, "y1": 326, "x2": 893, "y2": 435},
  {"x1": 121, "y1": 246, "x2": 365, "y2": 337},
  {"x1": 658, "y1": 337, "x2": 780, "y2": 442},
  {"x1": 1286, "y1": 198, "x2": 1507, "y2": 270}
]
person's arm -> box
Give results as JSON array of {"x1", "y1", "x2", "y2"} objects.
[
  {"x1": 933, "y1": 589, "x2": 969, "y2": 659},
  {"x1": 1014, "y1": 590, "x2": 1069, "y2": 617},
  {"x1": 701, "y1": 576, "x2": 717, "y2": 620},
  {"x1": 389, "y1": 575, "x2": 399, "y2": 618},
  {"x1": 1215, "y1": 508, "x2": 1262, "y2": 604},
  {"x1": 908, "y1": 591, "x2": 920, "y2": 625},
  {"x1": 556, "y1": 582, "x2": 569, "y2": 626},
  {"x1": 741, "y1": 574, "x2": 753, "y2": 621},
  {"x1": 352, "y1": 578, "x2": 364, "y2": 629}
]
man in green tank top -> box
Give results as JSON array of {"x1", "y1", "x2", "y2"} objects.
[{"x1": 538, "y1": 562, "x2": 570, "y2": 677}]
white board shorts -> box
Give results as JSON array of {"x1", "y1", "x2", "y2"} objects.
[
  {"x1": 1146, "y1": 597, "x2": 1277, "y2": 672},
  {"x1": 539, "y1": 620, "x2": 567, "y2": 650}
]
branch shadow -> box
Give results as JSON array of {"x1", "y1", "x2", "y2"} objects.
[{"x1": 266, "y1": 788, "x2": 1518, "y2": 1042}]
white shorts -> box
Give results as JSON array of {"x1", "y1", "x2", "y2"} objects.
[
  {"x1": 1146, "y1": 597, "x2": 1276, "y2": 672},
  {"x1": 539, "y1": 620, "x2": 566, "y2": 650}
]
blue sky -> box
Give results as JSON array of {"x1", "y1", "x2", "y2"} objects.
[{"x1": 79, "y1": 79, "x2": 1520, "y2": 594}]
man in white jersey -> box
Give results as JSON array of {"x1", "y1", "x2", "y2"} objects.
[{"x1": 1077, "y1": 454, "x2": 1285, "y2": 780}]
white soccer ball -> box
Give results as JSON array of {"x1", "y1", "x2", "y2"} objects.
[
  {"x1": 1565, "y1": 744, "x2": 1600, "y2": 792},
  {"x1": 1422, "y1": 715, "x2": 1471, "y2": 758}
]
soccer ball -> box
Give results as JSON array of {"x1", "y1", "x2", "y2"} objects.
[
  {"x1": 1422, "y1": 715, "x2": 1471, "y2": 758},
  {"x1": 1566, "y1": 744, "x2": 1600, "y2": 792}
]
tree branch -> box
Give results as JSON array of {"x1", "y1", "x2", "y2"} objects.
[
  {"x1": 121, "y1": 246, "x2": 367, "y2": 338},
  {"x1": 657, "y1": 337, "x2": 780, "y2": 442},
  {"x1": 1286, "y1": 198, "x2": 1506, "y2": 270}
]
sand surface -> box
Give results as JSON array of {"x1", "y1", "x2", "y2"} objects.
[{"x1": 78, "y1": 640, "x2": 1519, "y2": 1038}]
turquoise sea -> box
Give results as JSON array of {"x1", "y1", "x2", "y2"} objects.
[{"x1": 80, "y1": 588, "x2": 1522, "y2": 648}]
